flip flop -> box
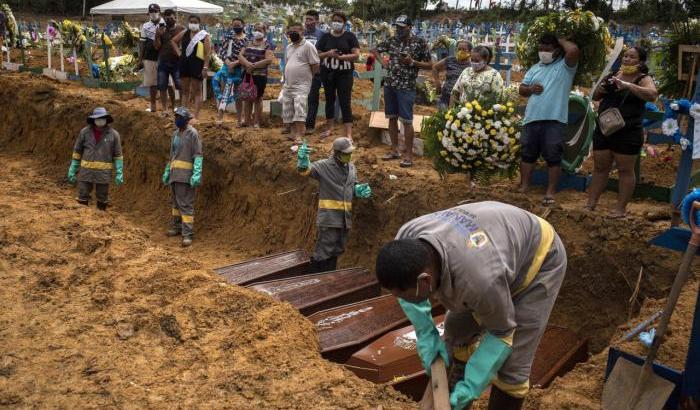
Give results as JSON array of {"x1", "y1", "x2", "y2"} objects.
[
  {"x1": 399, "y1": 159, "x2": 413, "y2": 168},
  {"x1": 382, "y1": 152, "x2": 401, "y2": 161},
  {"x1": 319, "y1": 130, "x2": 332, "y2": 140},
  {"x1": 542, "y1": 197, "x2": 556, "y2": 206}
]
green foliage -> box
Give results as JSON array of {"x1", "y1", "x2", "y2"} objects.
[{"x1": 653, "y1": 20, "x2": 700, "y2": 98}]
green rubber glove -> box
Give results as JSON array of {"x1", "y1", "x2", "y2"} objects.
[
  {"x1": 114, "y1": 158, "x2": 124, "y2": 185},
  {"x1": 190, "y1": 156, "x2": 203, "y2": 187},
  {"x1": 297, "y1": 142, "x2": 310, "y2": 171},
  {"x1": 162, "y1": 163, "x2": 171, "y2": 185},
  {"x1": 398, "y1": 298, "x2": 449, "y2": 375},
  {"x1": 450, "y1": 332, "x2": 513, "y2": 410},
  {"x1": 67, "y1": 159, "x2": 80, "y2": 184},
  {"x1": 354, "y1": 183, "x2": 372, "y2": 199}
]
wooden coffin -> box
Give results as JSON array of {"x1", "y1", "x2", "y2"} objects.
[
  {"x1": 247, "y1": 268, "x2": 381, "y2": 316},
  {"x1": 347, "y1": 319, "x2": 589, "y2": 401},
  {"x1": 214, "y1": 249, "x2": 311, "y2": 286},
  {"x1": 310, "y1": 295, "x2": 444, "y2": 363}
]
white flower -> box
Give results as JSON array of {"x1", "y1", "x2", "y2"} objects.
[
  {"x1": 493, "y1": 104, "x2": 503, "y2": 112},
  {"x1": 592, "y1": 17, "x2": 599, "y2": 32},
  {"x1": 454, "y1": 152, "x2": 463, "y2": 161},
  {"x1": 467, "y1": 149, "x2": 477, "y2": 156},
  {"x1": 503, "y1": 119, "x2": 511, "y2": 127},
  {"x1": 451, "y1": 123, "x2": 459, "y2": 131},
  {"x1": 670, "y1": 102, "x2": 679, "y2": 111},
  {"x1": 445, "y1": 121, "x2": 452, "y2": 129},
  {"x1": 662, "y1": 118, "x2": 679, "y2": 136},
  {"x1": 680, "y1": 138, "x2": 690, "y2": 150},
  {"x1": 494, "y1": 121, "x2": 503, "y2": 129},
  {"x1": 474, "y1": 123, "x2": 482, "y2": 130},
  {"x1": 690, "y1": 103, "x2": 700, "y2": 119}
]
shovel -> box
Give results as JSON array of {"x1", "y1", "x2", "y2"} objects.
[
  {"x1": 419, "y1": 356, "x2": 451, "y2": 410},
  {"x1": 602, "y1": 200, "x2": 700, "y2": 409}
]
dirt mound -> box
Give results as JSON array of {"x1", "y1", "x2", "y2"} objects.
[
  {"x1": 0, "y1": 71, "x2": 697, "y2": 408},
  {"x1": 0, "y1": 155, "x2": 412, "y2": 408}
]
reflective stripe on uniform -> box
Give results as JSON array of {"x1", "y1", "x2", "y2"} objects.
[
  {"x1": 491, "y1": 377, "x2": 530, "y2": 398},
  {"x1": 453, "y1": 342, "x2": 478, "y2": 362},
  {"x1": 318, "y1": 199, "x2": 352, "y2": 211},
  {"x1": 114, "y1": 156, "x2": 124, "y2": 161},
  {"x1": 512, "y1": 216, "x2": 554, "y2": 297},
  {"x1": 181, "y1": 215, "x2": 194, "y2": 223},
  {"x1": 172, "y1": 208, "x2": 181, "y2": 216},
  {"x1": 72, "y1": 152, "x2": 82, "y2": 160},
  {"x1": 171, "y1": 160, "x2": 193, "y2": 170},
  {"x1": 80, "y1": 160, "x2": 113, "y2": 170}
]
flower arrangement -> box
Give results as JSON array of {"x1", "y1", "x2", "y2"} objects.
[
  {"x1": 99, "y1": 54, "x2": 137, "y2": 82},
  {"x1": 112, "y1": 21, "x2": 139, "y2": 53},
  {"x1": 517, "y1": 9, "x2": 613, "y2": 86},
  {"x1": 422, "y1": 85, "x2": 522, "y2": 179},
  {"x1": 661, "y1": 98, "x2": 694, "y2": 149},
  {"x1": 59, "y1": 19, "x2": 94, "y2": 54},
  {"x1": 1, "y1": 3, "x2": 18, "y2": 46}
]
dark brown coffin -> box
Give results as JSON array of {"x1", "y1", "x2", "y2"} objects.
[
  {"x1": 247, "y1": 268, "x2": 381, "y2": 316},
  {"x1": 213, "y1": 249, "x2": 311, "y2": 286},
  {"x1": 309, "y1": 295, "x2": 444, "y2": 363},
  {"x1": 346, "y1": 319, "x2": 589, "y2": 401}
]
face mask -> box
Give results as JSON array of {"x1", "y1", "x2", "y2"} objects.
[
  {"x1": 397, "y1": 27, "x2": 410, "y2": 38},
  {"x1": 621, "y1": 64, "x2": 638, "y2": 75},
  {"x1": 538, "y1": 51, "x2": 554, "y2": 64},
  {"x1": 331, "y1": 22, "x2": 344, "y2": 32},
  {"x1": 175, "y1": 117, "x2": 188, "y2": 128},
  {"x1": 233, "y1": 27, "x2": 243, "y2": 34},
  {"x1": 288, "y1": 31, "x2": 301, "y2": 43},
  {"x1": 472, "y1": 61, "x2": 486, "y2": 71},
  {"x1": 150, "y1": 12, "x2": 160, "y2": 21},
  {"x1": 166, "y1": 19, "x2": 175, "y2": 27},
  {"x1": 189, "y1": 23, "x2": 200, "y2": 32},
  {"x1": 94, "y1": 118, "x2": 107, "y2": 127},
  {"x1": 253, "y1": 31, "x2": 264, "y2": 40},
  {"x1": 456, "y1": 50, "x2": 470, "y2": 61},
  {"x1": 338, "y1": 152, "x2": 352, "y2": 163}
]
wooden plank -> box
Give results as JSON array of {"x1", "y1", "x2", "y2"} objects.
[{"x1": 430, "y1": 357, "x2": 450, "y2": 410}]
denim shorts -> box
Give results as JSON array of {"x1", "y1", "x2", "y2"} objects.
[
  {"x1": 157, "y1": 61, "x2": 181, "y2": 91},
  {"x1": 521, "y1": 120, "x2": 566, "y2": 166},
  {"x1": 384, "y1": 85, "x2": 416, "y2": 123}
]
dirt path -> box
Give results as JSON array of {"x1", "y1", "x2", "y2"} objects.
[{"x1": 0, "y1": 155, "x2": 413, "y2": 409}]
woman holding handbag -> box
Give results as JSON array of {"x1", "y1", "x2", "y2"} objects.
[
  {"x1": 239, "y1": 22, "x2": 275, "y2": 128},
  {"x1": 585, "y1": 46, "x2": 658, "y2": 218}
]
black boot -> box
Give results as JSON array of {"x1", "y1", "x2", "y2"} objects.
[
  {"x1": 309, "y1": 258, "x2": 326, "y2": 274},
  {"x1": 96, "y1": 201, "x2": 108, "y2": 211},
  {"x1": 77, "y1": 199, "x2": 89, "y2": 206},
  {"x1": 325, "y1": 256, "x2": 338, "y2": 272},
  {"x1": 487, "y1": 386, "x2": 524, "y2": 410}
]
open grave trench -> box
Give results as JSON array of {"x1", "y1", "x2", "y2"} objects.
[{"x1": 0, "y1": 72, "x2": 687, "y2": 403}]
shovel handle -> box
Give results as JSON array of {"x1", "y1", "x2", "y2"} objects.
[{"x1": 430, "y1": 357, "x2": 450, "y2": 410}]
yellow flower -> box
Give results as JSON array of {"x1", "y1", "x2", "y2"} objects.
[
  {"x1": 437, "y1": 131, "x2": 443, "y2": 137},
  {"x1": 440, "y1": 150, "x2": 448, "y2": 157},
  {"x1": 465, "y1": 103, "x2": 473, "y2": 110},
  {"x1": 506, "y1": 102, "x2": 513, "y2": 107},
  {"x1": 508, "y1": 108, "x2": 514, "y2": 114},
  {"x1": 475, "y1": 160, "x2": 481, "y2": 166},
  {"x1": 490, "y1": 129, "x2": 497, "y2": 136},
  {"x1": 465, "y1": 128, "x2": 473, "y2": 134},
  {"x1": 508, "y1": 127, "x2": 515, "y2": 134},
  {"x1": 485, "y1": 124, "x2": 491, "y2": 130},
  {"x1": 488, "y1": 109, "x2": 494, "y2": 116},
  {"x1": 481, "y1": 110, "x2": 488, "y2": 117},
  {"x1": 461, "y1": 164, "x2": 468, "y2": 169},
  {"x1": 466, "y1": 137, "x2": 473, "y2": 143},
  {"x1": 453, "y1": 120, "x2": 461, "y2": 128}
]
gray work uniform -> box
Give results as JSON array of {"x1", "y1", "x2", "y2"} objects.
[
  {"x1": 396, "y1": 201, "x2": 567, "y2": 398},
  {"x1": 309, "y1": 157, "x2": 357, "y2": 261},
  {"x1": 167, "y1": 125, "x2": 202, "y2": 238},
  {"x1": 72, "y1": 126, "x2": 122, "y2": 204}
]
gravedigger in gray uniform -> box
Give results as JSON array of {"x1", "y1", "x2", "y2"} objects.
[
  {"x1": 375, "y1": 201, "x2": 567, "y2": 410},
  {"x1": 297, "y1": 137, "x2": 372, "y2": 272}
]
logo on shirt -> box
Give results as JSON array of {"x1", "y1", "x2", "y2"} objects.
[{"x1": 467, "y1": 230, "x2": 489, "y2": 248}]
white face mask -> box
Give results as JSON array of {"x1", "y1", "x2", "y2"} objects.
[
  {"x1": 331, "y1": 22, "x2": 344, "y2": 32},
  {"x1": 94, "y1": 118, "x2": 107, "y2": 127},
  {"x1": 150, "y1": 12, "x2": 159, "y2": 21},
  {"x1": 538, "y1": 51, "x2": 554, "y2": 64},
  {"x1": 472, "y1": 61, "x2": 486, "y2": 71},
  {"x1": 253, "y1": 31, "x2": 264, "y2": 40},
  {"x1": 189, "y1": 23, "x2": 200, "y2": 31}
]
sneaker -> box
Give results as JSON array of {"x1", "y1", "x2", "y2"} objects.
[
  {"x1": 166, "y1": 229, "x2": 181, "y2": 237},
  {"x1": 182, "y1": 237, "x2": 193, "y2": 247}
]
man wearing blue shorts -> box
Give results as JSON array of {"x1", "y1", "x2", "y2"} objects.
[
  {"x1": 374, "y1": 15, "x2": 432, "y2": 168},
  {"x1": 518, "y1": 34, "x2": 579, "y2": 205}
]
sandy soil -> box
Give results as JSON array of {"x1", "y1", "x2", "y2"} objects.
[{"x1": 0, "y1": 70, "x2": 697, "y2": 409}]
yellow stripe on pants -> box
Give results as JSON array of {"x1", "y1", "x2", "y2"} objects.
[
  {"x1": 80, "y1": 160, "x2": 113, "y2": 170},
  {"x1": 318, "y1": 199, "x2": 352, "y2": 211},
  {"x1": 172, "y1": 208, "x2": 181, "y2": 216},
  {"x1": 492, "y1": 377, "x2": 530, "y2": 399},
  {"x1": 181, "y1": 215, "x2": 194, "y2": 223},
  {"x1": 72, "y1": 152, "x2": 82, "y2": 160}
]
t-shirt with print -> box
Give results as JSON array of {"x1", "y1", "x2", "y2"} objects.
[
  {"x1": 141, "y1": 19, "x2": 165, "y2": 61},
  {"x1": 303, "y1": 27, "x2": 325, "y2": 46},
  {"x1": 284, "y1": 40, "x2": 320, "y2": 91},
  {"x1": 242, "y1": 40, "x2": 272, "y2": 76},
  {"x1": 157, "y1": 24, "x2": 185, "y2": 64},
  {"x1": 316, "y1": 31, "x2": 359, "y2": 73},
  {"x1": 219, "y1": 33, "x2": 248, "y2": 63},
  {"x1": 451, "y1": 66, "x2": 504, "y2": 103},
  {"x1": 375, "y1": 35, "x2": 431, "y2": 90},
  {"x1": 522, "y1": 57, "x2": 577, "y2": 125}
]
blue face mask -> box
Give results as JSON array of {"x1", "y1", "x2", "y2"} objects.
[{"x1": 175, "y1": 117, "x2": 188, "y2": 128}]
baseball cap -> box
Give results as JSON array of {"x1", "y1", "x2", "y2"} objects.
[
  {"x1": 148, "y1": 3, "x2": 161, "y2": 13},
  {"x1": 394, "y1": 15, "x2": 412, "y2": 27},
  {"x1": 174, "y1": 106, "x2": 193, "y2": 119},
  {"x1": 332, "y1": 137, "x2": 355, "y2": 154}
]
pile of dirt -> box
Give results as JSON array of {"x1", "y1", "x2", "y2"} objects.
[
  {"x1": 0, "y1": 155, "x2": 412, "y2": 408},
  {"x1": 0, "y1": 71, "x2": 697, "y2": 408}
]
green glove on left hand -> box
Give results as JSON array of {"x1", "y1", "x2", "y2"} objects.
[
  {"x1": 297, "y1": 142, "x2": 310, "y2": 171},
  {"x1": 450, "y1": 332, "x2": 513, "y2": 410},
  {"x1": 354, "y1": 183, "x2": 372, "y2": 199},
  {"x1": 162, "y1": 163, "x2": 171, "y2": 185},
  {"x1": 114, "y1": 158, "x2": 124, "y2": 185},
  {"x1": 398, "y1": 298, "x2": 449, "y2": 375},
  {"x1": 190, "y1": 156, "x2": 203, "y2": 187},
  {"x1": 67, "y1": 159, "x2": 80, "y2": 185}
]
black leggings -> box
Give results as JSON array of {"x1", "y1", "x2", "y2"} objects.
[{"x1": 322, "y1": 70, "x2": 353, "y2": 124}]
